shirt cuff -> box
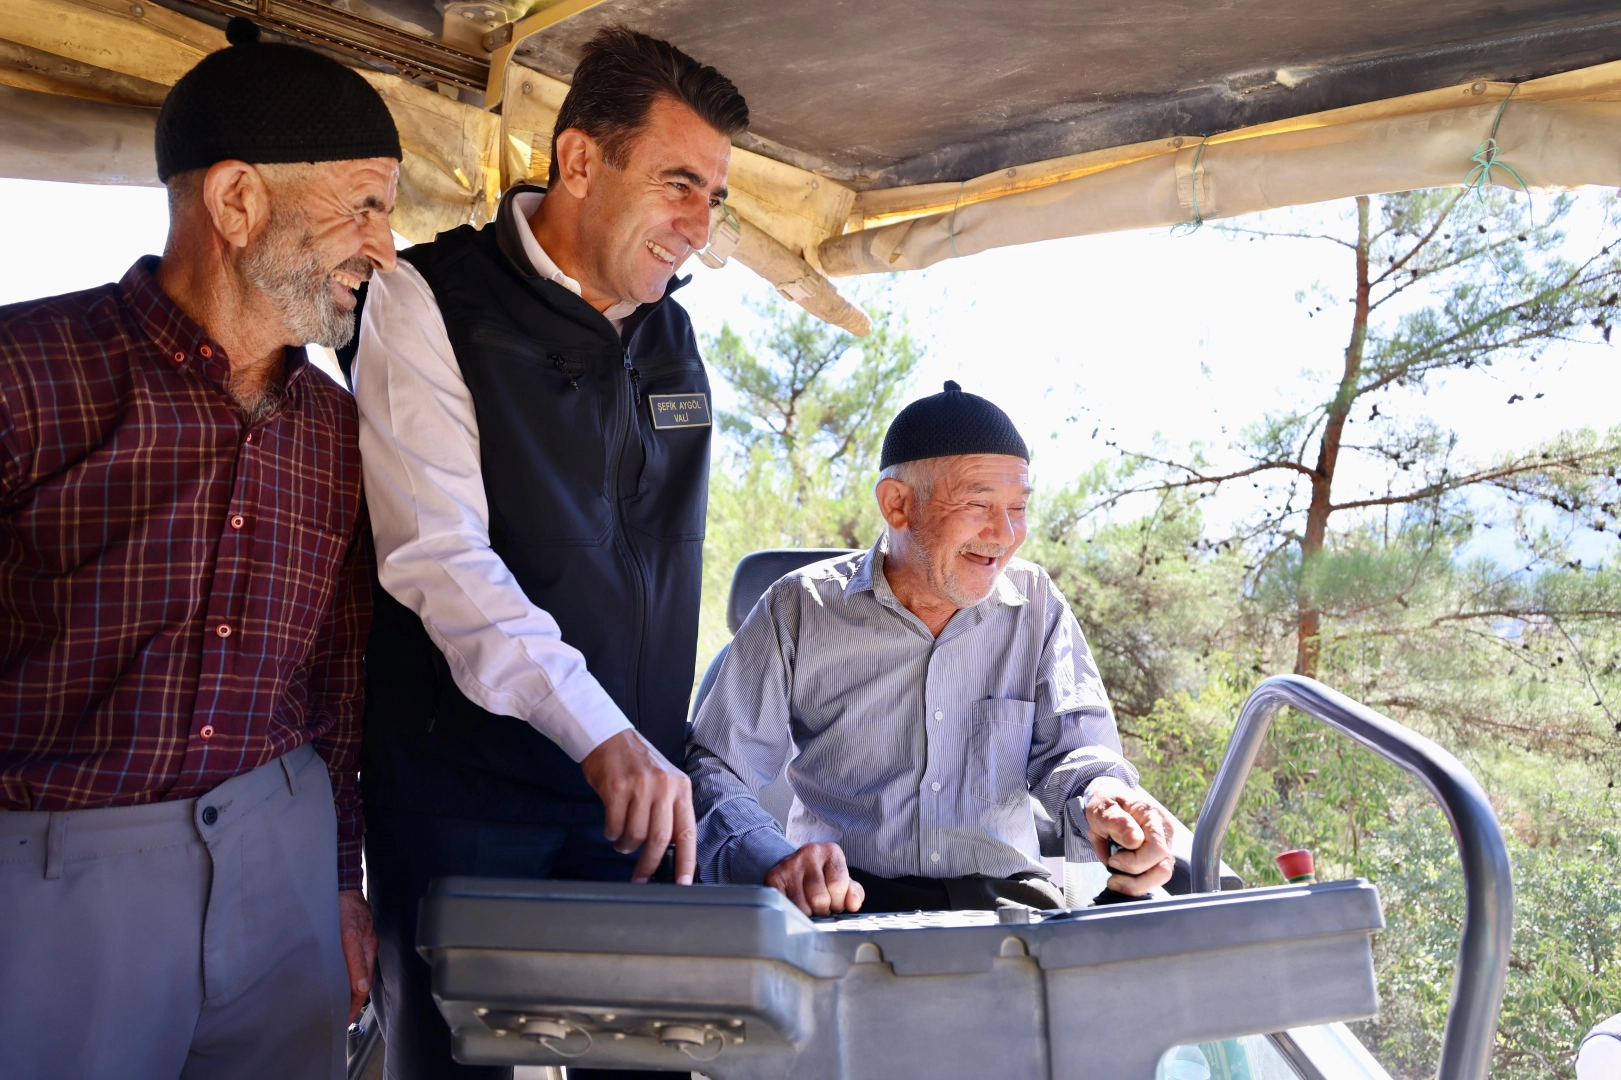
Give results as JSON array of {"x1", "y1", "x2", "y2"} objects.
[
  {"x1": 529, "y1": 671, "x2": 634, "y2": 762},
  {"x1": 331, "y1": 772, "x2": 364, "y2": 892},
  {"x1": 699, "y1": 793, "x2": 800, "y2": 884},
  {"x1": 338, "y1": 837, "x2": 363, "y2": 893},
  {"x1": 725, "y1": 825, "x2": 801, "y2": 886},
  {"x1": 1070, "y1": 768, "x2": 1140, "y2": 841}
]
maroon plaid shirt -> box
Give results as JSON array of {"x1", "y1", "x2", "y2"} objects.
[{"x1": 0, "y1": 258, "x2": 371, "y2": 890}]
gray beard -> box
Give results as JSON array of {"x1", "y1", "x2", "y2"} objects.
[
  {"x1": 238, "y1": 206, "x2": 362, "y2": 349},
  {"x1": 907, "y1": 523, "x2": 1003, "y2": 608}
]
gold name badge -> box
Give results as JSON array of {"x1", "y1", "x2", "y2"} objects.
[{"x1": 648, "y1": 392, "x2": 712, "y2": 430}]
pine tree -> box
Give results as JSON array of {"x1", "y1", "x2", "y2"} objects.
[
  {"x1": 697, "y1": 288, "x2": 919, "y2": 661},
  {"x1": 1095, "y1": 190, "x2": 1621, "y2": 678}
]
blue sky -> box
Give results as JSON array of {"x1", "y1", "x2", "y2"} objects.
[{"x1": 3, "y1": 176, "x2": 1615, "y2": 563}]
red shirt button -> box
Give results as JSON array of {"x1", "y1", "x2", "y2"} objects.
[
  {"x1": 215, "y1": 624, "x2": 231, "y2": 638},
  {"x1": 230, "y1": 515, "x2": 245, "y2": 530},
  {"x1": 198, "y1": 345, "x2": 212, "y2": 358},
  {"x1": 172, "y1": 351, "x2": 185, "y2": 363},
  {"x1": 200, "y1": 724, "x2": 215, "y2": 739},
  {"x1": 244, "y1": 433, "x2": 252, "y2": 444}
]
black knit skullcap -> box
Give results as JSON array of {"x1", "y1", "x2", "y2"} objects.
[
  {"x1": 880, "y1": 381, "x2": 1029, "y2": 469},
  {"x1": 155, "y1": 17, "x2": 401, "y2": 181}
]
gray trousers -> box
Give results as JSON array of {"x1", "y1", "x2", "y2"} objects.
[{"x1": 0, "y1": 744, "x2": 349, "y2": 1080}]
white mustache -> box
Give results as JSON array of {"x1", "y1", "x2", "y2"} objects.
[{"x1": 959, "y1": 544, "x2": 1009, "y2": 559}]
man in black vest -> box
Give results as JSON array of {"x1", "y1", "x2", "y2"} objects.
[{"x1": 351, "y1": 28, "x2": 747, "y2": 1079}]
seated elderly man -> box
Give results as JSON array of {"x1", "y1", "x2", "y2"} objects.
[{"x1": 687, "y1": 382, "x2": 1175, "y2": 915}]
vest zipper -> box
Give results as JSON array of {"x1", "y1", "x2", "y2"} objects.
[{"x1": 609, "y1": 348, "x2": 648, "y2": 728}]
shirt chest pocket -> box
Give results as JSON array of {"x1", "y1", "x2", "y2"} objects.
[{"x1": 968, "y1": 698, "x2": 1036, "y2": 805}]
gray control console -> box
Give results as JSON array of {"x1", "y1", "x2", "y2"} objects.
[{"x1": 418, "y1": 876, "x2": 1383, "y2": 1078}]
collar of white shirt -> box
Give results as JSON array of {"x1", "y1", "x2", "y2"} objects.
[{"x1": 509, "y1": 190, "x2": 640, "y2": 327}]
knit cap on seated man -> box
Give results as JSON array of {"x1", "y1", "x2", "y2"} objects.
[
  {"x1": 876, "y1": 380, "x2": 1032, "y2": 612},
  {"x1": 153, "y1": 17, "x2": 402, "y2": 356}
]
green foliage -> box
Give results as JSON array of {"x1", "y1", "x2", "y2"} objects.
[
  {"x1": 699, "y1": 197, "x2": 1621, "y2": 1078},
  {"x1": 1049, "y1": 485, "x2": 1621, "y2": 1078},
  {"x1": 1257, "y1": 505, "x2": 1621, "y2": 758},
  {"x1": 1025, "y1": 466, "x2": 1252, "y2": 725},
  {"x1": 698, "y1": 288, "x2": 919, "y2": 664},
  {"x1": 1023, "y1": 190, "x2": 1621, "y2": 1075},
  {"x1": 1105, "y1": 191, "x2": 1621, "y2": 676},
  {"x1": 1360, "y1": 792, "x2": 1621, "y2": 1080}
]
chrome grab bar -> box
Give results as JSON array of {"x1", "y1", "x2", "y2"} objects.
[{"x1": 1189, "y1": 675, "x2": 1513, "y2": 1080}]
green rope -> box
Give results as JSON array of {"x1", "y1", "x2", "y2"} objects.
[
  {"x1": 948, "y1": 179, "x2": 968, "y2": 257},
  {"x1": 1464, "y1": 84, "x2": 1531, "y2": 204},
  {"x1": 1462, "y1": 85, "x2": 1536, "y2": 281},
  {"x1": 1170, "y1": 136, "x2": 1214, "y2": 236}
]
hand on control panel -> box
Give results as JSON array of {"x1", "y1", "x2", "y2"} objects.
[
  {"x1": 1084, "y1": 777, "x2": 1176, "y2": 896},
  {"x1": 767, "y1": 842, "x2": 866, "y2": 917},
  {"x1": 582, "y1": 729, "x2": 696, "y2": 885}
]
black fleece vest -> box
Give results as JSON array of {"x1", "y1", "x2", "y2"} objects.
[{"x1": 360, "y1": 187, "x2": 710, "y2": 824}]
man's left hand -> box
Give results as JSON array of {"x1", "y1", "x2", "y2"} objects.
[
  {"x1": 1084, "y1": 778, "x2": 1176, "y2": 896},
  {"x1": 338, "y1": 889, "x2": 377, "y2": 1024}
]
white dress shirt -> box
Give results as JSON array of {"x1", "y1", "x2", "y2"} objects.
[{"x1": 353, "y1": 192, "x2": 641, "y2": 763}]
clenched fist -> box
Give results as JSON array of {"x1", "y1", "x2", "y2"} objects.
[{"x1": 1084, "y1": 777, "x2": 1176, "y2": 896}]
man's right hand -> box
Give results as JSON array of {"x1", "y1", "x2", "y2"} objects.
[
  {"x1": 581, "y1": 729, "x2": 695, "y2": 885},
  {"x1": 1085, "y1": 778, "x2": 1176, "y2": 896},
  {"x1": 766, "y1": 842, "x2": 865, "y2": 917}
]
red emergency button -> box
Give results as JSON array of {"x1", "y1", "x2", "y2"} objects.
[
  {"x1": 1276, "y1": 849, "x2": 1316, "y2": 884},
  {"x1": 200, "y1": 725, "x2": 215, "y2": 739},
  {"x1": 198, "y1": 345, "x2": 212, "y2": 358},
  {"x1": 215, "y1": 624, "x2": 231, "y2": 638},
  {"x1": 230, "y1": 515, "x2": 245, "y2": 530}
]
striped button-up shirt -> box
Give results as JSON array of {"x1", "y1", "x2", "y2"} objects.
[
  {"x1": 0, "y1": 258, "x2": 372, "y2": 890},
  {"x1": 687, "y1": 543, "x2": 1137, "y2": 885}
]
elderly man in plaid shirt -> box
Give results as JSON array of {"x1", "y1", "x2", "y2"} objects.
[{"x1": 0, "y1": 21, "x2": 399, "y2": 1080}]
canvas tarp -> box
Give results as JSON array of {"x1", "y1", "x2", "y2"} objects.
[
  {"x1": 0, "y1": 0, "x2": 503, "y2": 236},
  {"x1": 6, "y1": 0, "x2": 1621, "y2": 331},
  {"x1": 0, "y1": 82, "x2": 158, "y2": 185},
  {"x1": 818, "y1": 64, "x2": 1621, "y2": 277},
  {"x1": 0, "y1": 0, "x2": 871, "y2": 333},
  {"x1": 357, "y1": 69, "x2": 502, "y2": 243}
]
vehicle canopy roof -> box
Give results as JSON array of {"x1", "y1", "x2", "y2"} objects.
[
  {"x1": 498, "y1": 0, "x2": 1621, "y2": 188},
  {"x1": 3, "y1": 0, "x2": 1620, "y2": 332}
]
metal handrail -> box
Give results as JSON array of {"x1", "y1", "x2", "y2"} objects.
[{"x1": 1189, "y1": 675, "x2": 1513, "y2": 1080}]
